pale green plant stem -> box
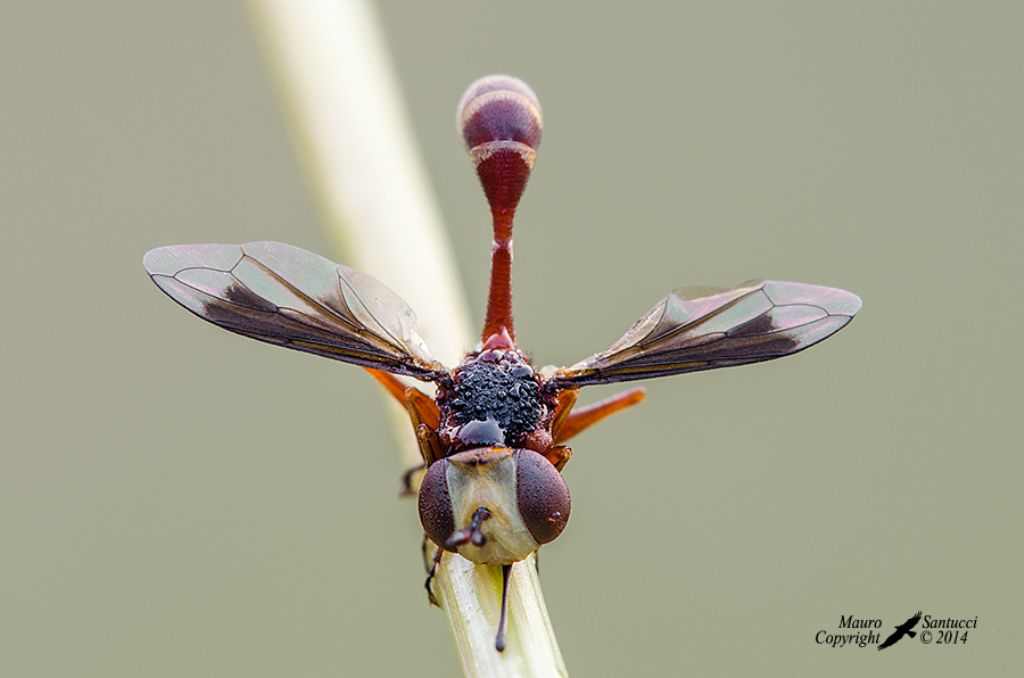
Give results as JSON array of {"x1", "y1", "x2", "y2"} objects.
[{"x1": 249, "y1": 2, "x2": 568, "y2": 675}]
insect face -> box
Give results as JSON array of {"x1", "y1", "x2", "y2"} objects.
[{"x1": 417, "y1": 447, "x2": 570, "y2": 566}]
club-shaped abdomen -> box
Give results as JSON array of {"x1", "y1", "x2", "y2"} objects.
[
  {"x1": 457, "y1": 75, "x2": 544, "y2": 343},
  {"x1": 457, "y1": 75, "x2": 542, "y2": 153},
  {"x1": 417, "y1": 447, "x2": 570, "y2": 566}
]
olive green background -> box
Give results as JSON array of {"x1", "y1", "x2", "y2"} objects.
[{"x1": 3, "y1": 3, "x2": 1021, "y2": 676}]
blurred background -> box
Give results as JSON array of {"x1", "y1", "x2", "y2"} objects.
[{"x1": 2, "y1": 2, "x2": 1021, "y2": 676}]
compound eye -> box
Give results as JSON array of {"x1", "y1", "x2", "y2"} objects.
[
  {"x1": 514, "y1": 449, "x2": 571, "y2": 544},
  {"x1": 418, "y1": 459, "x2": 455, "y2": 549}
]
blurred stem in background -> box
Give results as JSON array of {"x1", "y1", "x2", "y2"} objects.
[{"x1": 249, "y1": 1, "x2": 568, "y2": 675}]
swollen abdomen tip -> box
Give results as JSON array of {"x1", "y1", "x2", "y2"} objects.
[
  {"x1": 458, "y1": 75, "x2": 543, "y2": 152},
  {"x1": 458, "y1": 75, "x2": 540, "y2": 248}
]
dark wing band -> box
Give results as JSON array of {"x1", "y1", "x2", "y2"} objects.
[
  {"x1": 143, "y1": 241, "x2": 445, "y2": 380},
  {"x1": 549, "y1": 280, "x2": 860, "y2": 387}
]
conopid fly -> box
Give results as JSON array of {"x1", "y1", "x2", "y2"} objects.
[{"x1": 144, "y1": 75, "x2": 861, "y2": 651}]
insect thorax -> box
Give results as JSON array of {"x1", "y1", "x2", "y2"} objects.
[{"x1": 438, "y1": 350, "x2": 547, "y2": 451}]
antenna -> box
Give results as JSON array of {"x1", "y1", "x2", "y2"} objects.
[{"x1": 457, "y1": 75, "x2": 543, "y2": 347}]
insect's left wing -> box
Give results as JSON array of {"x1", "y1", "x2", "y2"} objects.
[
  {"x1": 143, "y1": 241, "x2": 445, "y2": 380},
  {"x1": 548, "y1": 280, "x2": 860, "y2": 387}
]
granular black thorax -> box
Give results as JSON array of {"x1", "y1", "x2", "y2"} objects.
[{"x1": 444, "y1": 351, "x2": 543, "y2": 447}]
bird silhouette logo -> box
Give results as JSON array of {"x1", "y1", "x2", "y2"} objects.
[{"x1": 878, "y1": 611, "x2": 922, "y2": 650}]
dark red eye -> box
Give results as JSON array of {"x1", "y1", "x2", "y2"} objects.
[
  {"x1": 514, "y1": 449, "x2": 570, "y2": 544},
  {"x1": 418, "y1": 459, "x2": 455, "y2": 549}
]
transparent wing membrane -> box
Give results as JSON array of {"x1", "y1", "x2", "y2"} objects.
[
  {"x1": 551, "y1": 281, "x2": 860, "y2": 387},
  {"x1": 144, "y1": 241, "x2": 443, "y2": 379}
]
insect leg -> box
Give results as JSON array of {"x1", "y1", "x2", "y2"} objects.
[
  {"x1": 554, "y1": 387, "x2": 646, "y2": 443},
  {"x1": 424, "y1": 545, "x2": 444, "y2": 607},
  {"x1": 419, "y1": 533, "x2": 431, "y2": 573},
  {"x1": 548, "y1": 389, "x2": 579, "y2": 441},
  {"x1": 542, "y1": 445, "x2": 573, "y2": 472},
  {"x1": 406, "y1": 388, "x2": 444, "y2": 466},
  {"x1": 405, "y1": 386, "x2": 441, "y2": 430},
  {"x1": 367, "y1": 367, "x2": 444, "y2": 469},
  {"x1": 426, "y1": 507, "x2": 493, "y2": 606},
  {"x1": 399, "y1": 462, "x2": 427, "y2": 497},
  {"x1": 398, "y1": 424, "x2": 439, "y2": 495},
  {"x1": 495, "y1": 564, "x2": 512, "y2": 652},
  {"x1": 364, "y1": 367, "x2": 442, "y2": 432},
  {"x1": 396, "y1": 387, "x2": 443, "y2": 476},
  {"x1": 415, "y1": 425, "x2": 445, "y2": 466},
  {"x1": 363, "y1": 367, "x2": 409, "y2": 404}
]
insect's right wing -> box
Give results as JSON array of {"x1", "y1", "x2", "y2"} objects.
[
  {"x1": 143, "y1": 241, "x2": 445, "y2": 380},
  {"x1": 548, "y1": 280, "x2": 860, "y2": 387}
]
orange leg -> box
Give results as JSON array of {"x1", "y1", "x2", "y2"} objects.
[
  {"x1": 414, "y1": 424, "x2": 445, "y2": 467},
  {"x1": 365, "y1": 367, "x2": 444, "y2": 478},
  {"x1": 363, "y1": 368, "x2": 408, "y2": 404},
  {"x1": 405, "y1": 387, "x2": 441, "y2": 430},
  {"x1": 364, "y1": 368, "x2": 441, "y2": 430},
  {"x1": 555, "y1": 387, "x2": 647, "y2": 444},
  {"x1": 543, "y1": 445, "x2": 573, "y2": 472},
  {"x1": 548, "y1": 389, "x2": 579, "y2": 441}
]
